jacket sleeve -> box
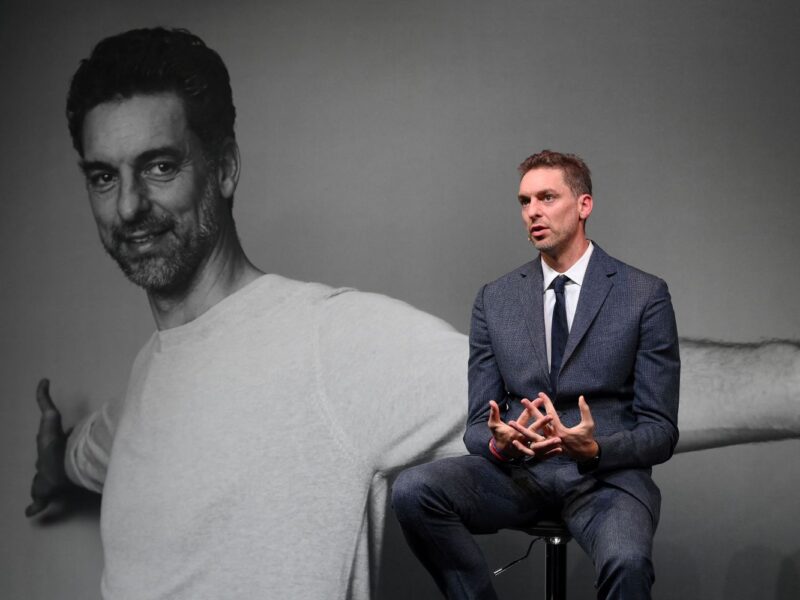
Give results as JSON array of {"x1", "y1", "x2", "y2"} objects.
[
  {"x1": 463, "y1": 285, "x2": 512, "y2": 463},
  {"x1": 594, "y1": 278, "x2": 681, "y2": 472}
]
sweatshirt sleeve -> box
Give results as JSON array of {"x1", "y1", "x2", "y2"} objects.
[
  {"x1": 316, "y1": 289, "x2": 468, "y2": 474},
  {"x1": 64, "y1": 399, "x2": 119, "y2": 493}
]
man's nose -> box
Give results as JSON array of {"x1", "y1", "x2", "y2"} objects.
[{"x1": 117, "y1": 177, "x2": 151, "y2": 222}]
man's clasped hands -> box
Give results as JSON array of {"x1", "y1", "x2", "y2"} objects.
[{"x1": 487, "y1": 393, "x2": 600, "y2": 462}]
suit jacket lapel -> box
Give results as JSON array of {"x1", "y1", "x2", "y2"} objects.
[
  {"x1": 517, "y1": 258, "x2": 551, "y2": 382},
  {"x1": 560, "y1": 245, "x2": 616, "y2": 371}
]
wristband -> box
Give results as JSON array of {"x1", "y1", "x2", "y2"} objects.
[{"x1": 488, "y1": 438, "x2": 512, "y2": 462}]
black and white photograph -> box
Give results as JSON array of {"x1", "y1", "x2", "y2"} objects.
[{"x1": 2, "y1": 2, "x2": 798, "y2": 598}]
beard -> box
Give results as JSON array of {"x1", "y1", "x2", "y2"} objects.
[
  {"x1": 528, "y1": 220, "x2": 580, "y2": 257},
  {"x1": 529, "y1": 231, "x2": 563, "y2": 255},
  {"x1": 101, "y1": 179, "x2": 224, "y2": 295}
]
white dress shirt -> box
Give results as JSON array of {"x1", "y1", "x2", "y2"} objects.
[{"x1": 542, "y1": 242, "x2": 594, "y2": 368}]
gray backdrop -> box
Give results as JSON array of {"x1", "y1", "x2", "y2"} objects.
[{"x1": 1, "y1": 1, "x2": 798, "y2": 598}]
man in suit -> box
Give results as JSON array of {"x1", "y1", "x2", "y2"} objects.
[{"x1": 392, "y1": 150, "x2": 680, "y2": 599}]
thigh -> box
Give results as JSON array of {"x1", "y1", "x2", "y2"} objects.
[
  {"x1": 394, "y1": 455, "x2": 551, "y2": 534},
  {"x1": 563, "y1": 483, "x2": 655, "y2": 565}
]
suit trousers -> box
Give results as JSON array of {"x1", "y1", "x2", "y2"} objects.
[{"x1": 392, "y1": 455, "x2": 656, "y2": 600}]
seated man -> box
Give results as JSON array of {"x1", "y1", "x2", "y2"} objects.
[{"x1": 393, "y1": 150, "x2": 680, "y2": 599}]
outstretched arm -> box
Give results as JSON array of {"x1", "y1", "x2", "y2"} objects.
[
  {"x1": 317, "y1": 289, "x2": 470, "y2": 473},
  {"x1": 676, "y1": 338, "x2": 800, "y2": 453}
]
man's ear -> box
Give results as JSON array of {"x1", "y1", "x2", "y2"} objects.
[
  {"x1": 578, "y1": 193, "x2": 593, "y2": 221},
  {"x1": 216, "y1": 137, "x2": 240, "y2": 201}
]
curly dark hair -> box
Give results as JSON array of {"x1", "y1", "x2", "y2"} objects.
[
  {"x1": 66, "y1": 27, "x2": 236, "y2": 157},
  {"x1": 518, "y1": 150, "x2": 592, "y2": 196}
]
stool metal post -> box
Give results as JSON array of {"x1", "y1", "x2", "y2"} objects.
[
  {"x1": 520, "y1": 519, "x2": 571, "y2": 600},
  {"x1": 542, "y1": 530, "x2": 568, "y2": 600}
]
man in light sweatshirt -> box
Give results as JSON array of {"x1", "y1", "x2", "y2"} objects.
[{"x1": 25, "y1": 27, "x2": 468, "y2": 600}]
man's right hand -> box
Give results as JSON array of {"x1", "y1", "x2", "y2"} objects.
[{"x1": 26, "y1": 378, "x2": 70, "y2": 518}]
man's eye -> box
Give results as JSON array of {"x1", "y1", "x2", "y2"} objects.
[
  {"x1": 543, "y1": 194, "x2": 555, "y2": 202},
  {"x1": 519, "y1": 197, "x2": 531, "y2": 206},
  {"x1": 145, "y1": 161, "x2": 178, "y2": 179},
  {"x1": 87, "y1": 172, "x2": 116, "y2": 191}
]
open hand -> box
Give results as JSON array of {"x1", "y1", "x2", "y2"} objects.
[{"x1": 26, "y1": 379, "x2": 69, "y2": 517}]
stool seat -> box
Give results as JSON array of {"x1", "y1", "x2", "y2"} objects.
[{"x1": 520, "y1": 518, "x2": 571, "y2": 541}]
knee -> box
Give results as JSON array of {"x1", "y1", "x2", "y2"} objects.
[
  {"x1": 392, "y1": 459, "x2": 463, "y2": 524},
  {"x1": 391, "y1": 466, "x2": 430, "y2": 522},
  {"x1": 393, "y1": 456, "x2": 487, "y2": 529}
]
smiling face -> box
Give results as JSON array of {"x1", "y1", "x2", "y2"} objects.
[
  {"x1": 80, "y1": 93, "x2": 228, "y2": 294},
  {"x1": 518, "y1": 167, "x2": 592, "y2": 269}
]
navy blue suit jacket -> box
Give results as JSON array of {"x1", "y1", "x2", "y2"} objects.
[{"x1": 464, "y1": 244, "x2": 680, "y2": 520}]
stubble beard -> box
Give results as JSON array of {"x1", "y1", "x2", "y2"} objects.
[
  {"x1": 530, "y1": 229, "x2": 563, "y2": 256},
  {"x1": 529, "y1": 220, "x2": 580, "y2": 259},
  {"x1": 101, "y1": 179, "x2": 224, "y2": 295},
  {"x1": 531, "y1": 237, "x2": 556, "y2": 253}
]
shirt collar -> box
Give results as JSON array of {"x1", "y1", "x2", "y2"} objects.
[{"x1": 541, "y1": 241, "x2": 594, "y2": 291}]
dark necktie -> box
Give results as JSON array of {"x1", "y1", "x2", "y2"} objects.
[{"x1": 549, "y1": 275, "x2": 569, "y2": 394}]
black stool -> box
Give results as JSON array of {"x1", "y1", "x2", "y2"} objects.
[{"x1": 495, "y1": 518, "x2": 572, "y2": 600}]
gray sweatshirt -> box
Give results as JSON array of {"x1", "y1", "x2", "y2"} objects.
[{"x1": 66, "y1": 274, "x2": 468, "y2": 599}]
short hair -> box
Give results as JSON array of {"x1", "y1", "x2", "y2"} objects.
[
  {"x1": 66, "y1": 27, "x2": 235, "y2": 157},
  {"x1": 517, "y1": 150, "x2": 592, "y2": 196}
]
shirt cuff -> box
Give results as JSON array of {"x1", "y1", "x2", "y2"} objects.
[{"x1": 576, "y1": 442, "x2": 602, "y2": 474}]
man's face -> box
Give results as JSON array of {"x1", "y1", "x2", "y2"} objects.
[
  {"x1": 518, "y1": 167, "x2": 591, "y2": 259},
  {"x1": 80, "y1": 93, "x2": 226, "y2": 294}
]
